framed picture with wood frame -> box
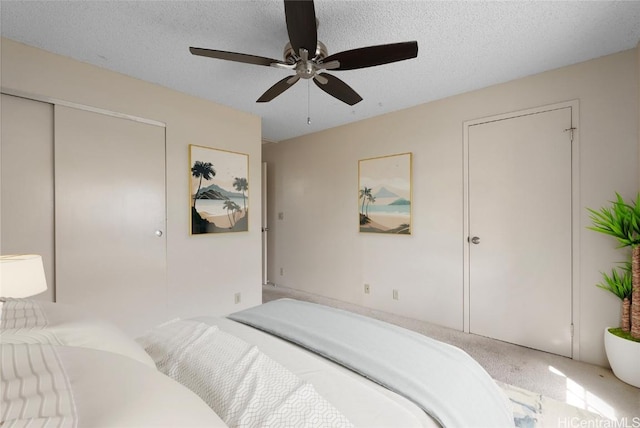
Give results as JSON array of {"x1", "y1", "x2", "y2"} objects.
[
  {"x1": 189, "y1": 144, "x2": 249, "y2": 235},
  {"x1": 358, "y1": 152, "x2": 412, "y2": 234}
]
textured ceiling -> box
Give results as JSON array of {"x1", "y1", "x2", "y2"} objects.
[{"x1": 2, "y1": 1, "x2": 640, "y2": 142}]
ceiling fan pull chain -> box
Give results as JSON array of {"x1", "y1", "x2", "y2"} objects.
[{"x1": 307, "y1": 80, "x2": 311, "y2": 125}]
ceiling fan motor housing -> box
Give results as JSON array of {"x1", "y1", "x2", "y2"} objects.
[
  {"x1": 284, "y1": 41, "x2": 328, "y2": 63},
  {"x1": 284, "y1": 41, "x2": 330, "y2": 79}
]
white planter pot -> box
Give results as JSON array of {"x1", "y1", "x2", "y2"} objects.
[{"x1": 604, "y1": 328, "x2": 640, "y2": 388}]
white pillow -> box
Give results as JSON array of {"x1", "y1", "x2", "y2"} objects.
[
  {"x1": 1, "y1": 343, "x2": 227, "y2": 427},
  {"x1": 1, "y1": 299, "x2": 155, "y2": 368}
]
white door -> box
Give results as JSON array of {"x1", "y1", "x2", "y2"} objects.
[
  {"x1": 54, "y1": 105, "x2": 166, "y2": 336},
  {"x1": 468, "y1": 107, "x2": 573, "y2": 357}
]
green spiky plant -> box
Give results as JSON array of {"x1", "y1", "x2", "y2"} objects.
[
  {"x1": 596, "y1": 262, "x2": 633, "y2": 332},
  {"x1": 588, "y1": 193, "x2": 640, "y2": 340}
]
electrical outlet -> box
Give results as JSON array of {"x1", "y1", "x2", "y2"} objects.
[
  {"x1": 278, "y1": 212, "x2": 284, "y2": 220},
  {"x1": 393, "y1": 289, "x2": 399, "y2": 300},
  {"x1": 234, "y1": 292, "x2": 241, "y2": 304},
  {"x1": 364, "y1": 284, "x2": 370, "y2": 294},
  {"x1": 280, "y1": 267, "x2": 284, "y2": 276}
]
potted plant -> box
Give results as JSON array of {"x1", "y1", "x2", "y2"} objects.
[
  {"x1": 596, "y1": 262, "x2": 632, "y2": 332},
  {"x1": 588, "y1": 193, "x2": 640, "y2": 388}
]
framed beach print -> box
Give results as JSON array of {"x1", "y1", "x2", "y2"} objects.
[
  {"x1": 190, "y1": 144, "x2": 249, "y2": 235},
  {"x1": 358, "y1": 152, "x2": 412, "y2": 234}
]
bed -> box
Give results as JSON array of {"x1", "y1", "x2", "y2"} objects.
[
  {"x1": 0, "y1": 298, "x2": 226, "y2": 427},
  {"x1": 2, "y1": 297, "x2": 573, "y2": 427}
]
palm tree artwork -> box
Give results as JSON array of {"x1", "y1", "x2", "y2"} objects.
[
  {"x1": 224, "y1": 200, "x2": 242, "y2": 228},
  {"x1": 189, "y1": 145, "x2": 249, "y2": 234},
  {"x1": 224, "y1": 199, "x2": 235, "y2": 226},
  {"x1": 359, "y1": 187, "x2": 372, "y2": 225},
  {"x1": 191, "y1": 161, "x2": 216, "y2": 209},
  {"x1": 366, "y1": 194, "x2": 376, "y2": 217},
  {"x1": 358, "y1": 153, "x2": 412, "y2": 234},
  {"x1": 233, "y1": 177, "x2": 248, "y2": 213}
]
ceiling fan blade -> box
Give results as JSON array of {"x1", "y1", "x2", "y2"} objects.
[
  {"x1": 190, "y1": 47, "x2": 284, "y2": 67},
  {"x1": 323, "y1": 41, "x2": 418, "y2": 71},
  {"x1": 257, "y1": 75, "x2": 300, "y2": 103},
  {"x1": 313, "y1": 73, "x2": 362, "y2": 106},
  {"x1": 284, "y1": 0, "x2": 318, "y2": 55}
]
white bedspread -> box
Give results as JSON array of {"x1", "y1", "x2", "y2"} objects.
[
  {"x1": 197, "y1": 316, "x2": 438, "y2": 427},
  {"x1": 137, "y1": 319, "x2": 354, "y2": 428},
  {"x1": 229, "y1": 299, "x2": 516, "y2": 428},
  {"x1": 1, "y1": 343, "x2": 77, "y2": 428}
]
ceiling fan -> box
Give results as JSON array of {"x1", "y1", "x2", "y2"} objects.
[{"x1": 189, "y1": 0, "x2": 418, "y2": 106}]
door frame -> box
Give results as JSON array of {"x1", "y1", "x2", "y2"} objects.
[
  {"x1": 1, "y1": 87, "x2": 165, "y2": 127},
  {"x1": 462, "y1": 100, "x2": 580, "y2": 359},
  {"x1": 262, "y1": 161, "x2": 269, "y2": 285}
]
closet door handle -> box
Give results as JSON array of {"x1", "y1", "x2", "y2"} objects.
[
  {"x1": 155, "y1": 230, "x2": 163, "y2": 237},
  {"x1": 469, "y1": 236, "x2": 480, "y2": 244}
]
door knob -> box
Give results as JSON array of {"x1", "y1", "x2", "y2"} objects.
[
  {"x1": 155, "y1": 230, "x2": 163, "y2": 237},
  {"x1": 469, "y1": 236, "x2": 480, "y2": 244}
]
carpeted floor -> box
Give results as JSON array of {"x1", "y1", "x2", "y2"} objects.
[{"x1": 263, "y1": 285, "x2": 639, "y2": 422}]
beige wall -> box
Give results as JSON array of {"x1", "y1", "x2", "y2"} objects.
[
  {"x1": 1, "y1": 95, "x2": 55, "y2": 301},
  {"x1": 264, "y1": 49, "x2": 639, "y2": 366},
  {"x1": 1, "y1": 38, "x2": 263, "y2": 319}
]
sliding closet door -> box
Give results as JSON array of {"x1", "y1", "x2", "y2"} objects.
[
  {"x1": 55, "y1": 105, "x2": 166, "y2": 336},
  {"x1": 1, "y1": 94, "x2": 55, "y2": 301}
]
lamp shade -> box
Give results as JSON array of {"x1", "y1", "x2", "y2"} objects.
[{"x1": 0, "y1": 254, "x2": 48, "y2": 298}]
